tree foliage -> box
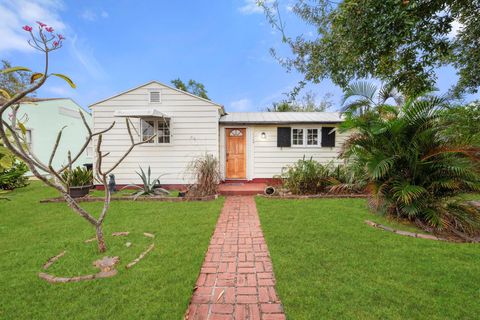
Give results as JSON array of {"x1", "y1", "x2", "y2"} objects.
[
  {"x1": 261, "y1": 0, "x2": 480, "y2": 98},
  {"x1": 171, "y1": 78, "x2": 210, "y2": 100},
  {"x1": 340, "y1": 94, "x2": 480, "y2": 240},
  {"x1": 266, "y1": 90, "x2": 333, "y2": 112},
  {"x1": 0, "y1": 60, "x2": 35, "y2": 98}
]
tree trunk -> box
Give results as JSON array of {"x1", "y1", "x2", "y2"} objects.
[{"x1": 96, "y1": 225, "x2": 107, "y2": 253}]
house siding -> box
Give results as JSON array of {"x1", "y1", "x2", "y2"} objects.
[
  {"x1": 220, "y1": 124, "x2": 348, "y2": 180},
  {"x1": 92, "y1": 82, "x2": 221, "y2": 185}
]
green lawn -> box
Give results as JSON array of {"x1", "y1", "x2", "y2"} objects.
[
  {"x1": 0, "y1": 182, "x2": 223, "y2": 319},
  {"x1": 256, "y1": 197, "x2": 480, "y2": 320}
]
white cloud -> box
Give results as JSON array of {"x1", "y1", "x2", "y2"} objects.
[
  {"x1": 80, "y1": 9, "x2": 96, "y2": 21},
  {"x1": 69, "y1": 35, "x2": 106, "y2": 79},
  {"x1": 0, "y1": 0, "x2": 65, "y2": 52},
  {"x1": 80, "y1": 9, "x2": 109, "y2": 21},
  {"x1": 239, "y1": 0, "x2": 265, "y2": 14},
  {"x1": 230, "y1": 98, "x2": 253, "y2": 111}
]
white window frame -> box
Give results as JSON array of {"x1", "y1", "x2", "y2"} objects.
[
  {"x1": 140, "y1": 118, "x2": 171, "y2": 145},
  {"x1": 291, "y1": 127, "x2": 321, "y2": 147},
  {"x1": 148, "y1": 89, "x2": 162, "y2": 104},
  {"x1": 291, "y1": 128, "x2": 304, "y2": 146}
]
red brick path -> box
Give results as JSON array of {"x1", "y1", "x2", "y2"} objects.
[{"x1": 185, "y1": 196, "x2": 286, "y2": 320}]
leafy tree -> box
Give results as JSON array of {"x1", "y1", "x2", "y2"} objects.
[
  {"x1": 171, "y1": 78, "x2": 210, "y2": 100},
  {"x1": 340, "y1": 95, "x2": 480, "y2": 241},
  {"x1": 441, "y1": 101, "x2": 480, "y2": 147},
  {"x1": 0, "y1": 60, "x2": 35, "y2": 98},
  {"x1": 260, "y1": 0, "x2": 480, "y2": 98},
  {"x1": 341, "y1": 81, "x2": 404, "y2": 115},
  {"x1": 267, "y1": 90, "x2": 333, "y2": 112}
]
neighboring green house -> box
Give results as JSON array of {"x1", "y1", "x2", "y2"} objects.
[{"x1": 1, "y1": 98, "x2": 92, "y2": 175}]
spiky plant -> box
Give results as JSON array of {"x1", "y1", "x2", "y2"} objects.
[
  {"x1": 123, "y1": 166, "x2": 168, "y2": 200},
  {"x1": 341, "y1": 95, "x2": 480, "y2": 241}
]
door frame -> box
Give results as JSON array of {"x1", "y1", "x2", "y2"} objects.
[{"x1": 222, "y1": 126, "x2": 251, "y2": 180}]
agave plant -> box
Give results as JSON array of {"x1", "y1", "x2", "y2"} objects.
[
  {"x1": 341, "y1": 94, "x2": 480, "y2": 240},
  {"x1": 123, "y1": 166, "x2": 169, "y2": 200}
]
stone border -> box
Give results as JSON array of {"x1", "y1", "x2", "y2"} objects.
[
  {"x1": 38, "y1": 231, "x2": 155, "y2": 284},
  {"x1": 259, "y1": 193, "x2": 368, "y2": 199},
  {"x1": 365, "y1": 220, "x2": 447, "y2": 241},
  {"x1": 40, "y1": 194, "x2": 219, "y2": 203}
]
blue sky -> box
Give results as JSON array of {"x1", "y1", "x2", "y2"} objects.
[{"x1": 1, "y1": 0, "x2": 478, "y2": 112}]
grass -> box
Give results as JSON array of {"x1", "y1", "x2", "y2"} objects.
[
  {"x1": 0, "y1": 182, "x2": 223, "y2": 319},
  {"x1": 256, "y1": 197, "x2": 480, "y2": 320}
]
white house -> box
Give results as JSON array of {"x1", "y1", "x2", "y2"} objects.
[{"x1": 90, "y1": 81, "x2": 348, "y2": 187}]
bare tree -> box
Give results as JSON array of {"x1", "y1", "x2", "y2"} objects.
[{"x1": 0, "y1": 22, "x2": 152, "y2": 252}]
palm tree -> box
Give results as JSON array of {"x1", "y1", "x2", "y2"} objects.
[
  {"x1": 341, "y1": 81, "x2": 404, "y2": 115},
  {"x1": 341, "y1": 95, "x2": 480, "y2": 241}
]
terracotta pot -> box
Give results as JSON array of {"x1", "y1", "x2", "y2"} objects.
[{"x1": 68, "y1": 185, "x2": 92, "y2": 198}]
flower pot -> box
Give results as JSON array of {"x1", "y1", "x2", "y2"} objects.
[{"x1": 68, "y1": 185, "x2": 92, "y2": 198}]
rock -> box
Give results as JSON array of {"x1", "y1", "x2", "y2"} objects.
[
  {"x1": 395, "y1": 230, "x2": 417, "y2": 237},
  {"x1": 112, "y1": 231, "x2": 129, "y2": 236},
  {"x1": 38, "y1": 272, "x2": 56, "y2": 283},
  {"x1": 125, "y1": 242, "x2": 132, "y2": 248},
  {"x1": 416, "y1": 233, "x2": 439, "y2": 240},
  {"x1": 96, "y1": 270, "x2": 118, "y2": 278},
  {"x1": 93, "y1": 256, "x2": 120, "y2": 272}
]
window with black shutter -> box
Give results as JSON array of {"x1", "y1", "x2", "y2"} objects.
[
  {"x1": 321, "y1": 127, "x2": 336, "y2": 147},
  {"x1": 277, "y1": 127, "x2": 291, "y2": 147}
]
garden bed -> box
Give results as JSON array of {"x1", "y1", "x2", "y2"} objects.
[
  {"x1": 40, "y1": 194, "x2": 219, "y2": 203},
  {"x1": 259, "y1": 193, "x2": 368, "y2": 199}
]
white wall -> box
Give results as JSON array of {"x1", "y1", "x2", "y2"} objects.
[
  {"x1": 92, "y1": 82, "x2": 221, "y2": 185},
  {"x1": 220, "y1": 124, "x2": 349, "y2": 180}
]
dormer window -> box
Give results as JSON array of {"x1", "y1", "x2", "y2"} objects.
[{"x1": 149, "y1": 90, "x2": 161, "y2": 103}]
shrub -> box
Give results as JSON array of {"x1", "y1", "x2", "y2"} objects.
[
  {"x1": 187, "y1": 154, "x2": 220, "y2": 197},
  {"x1": 0, "y1": 161, "x2": 29, "y2": 190},
  {"x1": 281, "y1": 157, "x2": 337, "y2": 195},
  {"x1": 61, "y1": 166, "x2": 93, "y2": 187},
  {"x1": 341, "y1": 95, "x2": 480, "y2": 240}
]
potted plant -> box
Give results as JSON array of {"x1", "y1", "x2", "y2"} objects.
[{"x1": 62, "y1": 166, "x2": 93, "y2": 198}]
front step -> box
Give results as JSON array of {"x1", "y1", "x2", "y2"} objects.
[{"x1": 218, "y1": 182, "x2": 266, "y2": 196}]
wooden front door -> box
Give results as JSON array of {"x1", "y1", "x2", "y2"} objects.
[{"x1": 226, "y1": 128, "x2": 246, "y2": 179}]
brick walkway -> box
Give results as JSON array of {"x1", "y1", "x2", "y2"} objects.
[{"x1": 185, "y1": 196, "x2": 286, "y2": 320}]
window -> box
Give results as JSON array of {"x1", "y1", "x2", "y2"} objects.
[
  {"x1": 291, "y1": 128, "x2": 323, "y2": 147},
  {"x1": 141, "y1": 119, "x2": 170, "y2": 144},
  {"x1": 141, "y1": 120, "x2": 155, "y2": 143},
  {"x1": 292, "y1": 128, "x2": 304, "y2": 146},
  {"x1": 307, "y1": 129, "x2": 319, "y2": 146},
  {"x1": 229, "y1": 129, "x2": 243, "y2": 137},
  {"x1": 158, "y1": 119, "x2": 170, "y2": 143},
  {"x1": 149, "y1": 91, "x2": 161, "y2": 103}
]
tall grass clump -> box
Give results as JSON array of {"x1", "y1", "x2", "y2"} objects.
[{"x1": 187, "y1": 154, "x2": 221, "y2": 197}]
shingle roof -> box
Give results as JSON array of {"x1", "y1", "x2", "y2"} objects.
[{"x1": 219, "y1": 112, "x2": 343, "y2": 124}]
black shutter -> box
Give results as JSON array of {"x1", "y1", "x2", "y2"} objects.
[
  {"x1": 277, "y1": 127, "x2": 291, "y2": 147},
  {"x1": 321, "y1": 127, "x2": 336, "y2": 147}
]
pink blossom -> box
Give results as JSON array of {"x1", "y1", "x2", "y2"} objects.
[
  {"x1": 45, "y1": 26, "x2": 54, "y2": 32},
  {"x1": 57, "y1": 34, "x2": 65, "y2": 40},
  {"x1": 36, "y1": 21, "x2": 47, "y2": 28},
  {"x1": 53, "y1": 41, "x2": 59, "y2": 47},
  {"x1": 22, "y1": 25, "x2": 33, "y2": 32}
]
